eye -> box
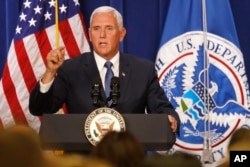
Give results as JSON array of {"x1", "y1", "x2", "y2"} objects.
[
  {"x1": 92, "y1": 26, "x2": 100, "y2": 31},
  {"x1": 106, "y1": 26, "x2": 113, "y2": 31}
]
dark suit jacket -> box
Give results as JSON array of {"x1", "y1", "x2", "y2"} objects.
[{"x1": 29, "y1": 52, "x2": 180, "y2": 124}]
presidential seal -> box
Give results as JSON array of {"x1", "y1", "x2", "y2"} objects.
[{"x1": 84, "y1": 107, "x2": 126, "y2": 146}]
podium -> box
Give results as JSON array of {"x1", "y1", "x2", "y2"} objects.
[{"x1": 39, "y1": 113, "x2": 176, "y2": 151}]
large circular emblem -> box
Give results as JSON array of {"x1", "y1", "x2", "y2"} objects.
[
  {"x1": 84, "y1": 107, "x2": 126, "y2": 146},
  {"x1": 156, "y1": 31, "x2": 249, "y2": 152}
]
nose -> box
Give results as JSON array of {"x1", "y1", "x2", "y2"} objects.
[{"x1": 100, "y1": 28, "x2": 106, "y2": 38}]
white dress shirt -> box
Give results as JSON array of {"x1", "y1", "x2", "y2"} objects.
[{"x1": 93, "y1": 51, "x2": 119, "y2": 88}]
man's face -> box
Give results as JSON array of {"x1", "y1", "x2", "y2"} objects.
[{"x1": 89, "y1": 12, "x2": 126, "y2": 60}]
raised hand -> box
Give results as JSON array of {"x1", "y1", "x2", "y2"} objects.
[{"x1": 41, "y1": 47, "x2": 65, "y2": 84}]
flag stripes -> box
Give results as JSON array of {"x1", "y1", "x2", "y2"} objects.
[
  {"x1": 0, "y1": 0, "x2": 90, "y2": 130},
  {"x1": 60, "y1": 19, "x2": 81, "y2": 57}
]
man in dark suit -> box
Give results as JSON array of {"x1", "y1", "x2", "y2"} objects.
[{"x1": 29, "y1": 6, "x2": 180, "y2": 133}]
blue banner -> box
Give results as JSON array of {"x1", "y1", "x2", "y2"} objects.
[{"x1": 156, "y1": 0, "x2": 250, "y2": 166}]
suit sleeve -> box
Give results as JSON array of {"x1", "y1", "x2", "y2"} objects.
[
  {"x1": 146, "y1": 63, "x2": 181, "y2": 130},
  {"x1": 29, "y1": 82, "x2": 54, "y2": 116},
  {"x1": 29, "y1": 78, "x2": 65, "y2": 116}
]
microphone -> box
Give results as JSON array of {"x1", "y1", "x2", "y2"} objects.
[
  {"x1": 91, "y1": 77, "x2": 102, "y2": 107},
  {"x1": 109, "y1": 77, "x2": 120, "y2": 107}
]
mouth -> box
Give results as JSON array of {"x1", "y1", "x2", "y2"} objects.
[{"x1": 99, "y1": 42, "x2": 107, "y2": 46}]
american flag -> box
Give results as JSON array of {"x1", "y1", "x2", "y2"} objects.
[{"x1": 0, "y1": 0, "x2": 90, "y2": 131}]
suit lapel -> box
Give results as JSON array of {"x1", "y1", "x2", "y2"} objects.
[
  {"x1": 81, "y1": 53, "x2": 106, "y2": 106},
  {"x1": 81, "y1": 52, "x2": 100, "y2": 81},
  {"x1": 119, "y1": 54, "x2": 131, "y2": 99}
]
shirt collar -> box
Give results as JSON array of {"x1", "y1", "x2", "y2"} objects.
[{"x1": 94, "y1": 51, "x2": 120, "y2": 73}]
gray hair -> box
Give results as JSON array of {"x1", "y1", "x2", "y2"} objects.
[{"x1": 89, "y1": 6, "x2": 123, "y2": 30}]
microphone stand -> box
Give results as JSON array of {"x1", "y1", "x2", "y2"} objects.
[
  {"x1": 109, "y1": 77, "x2": 120, "y2": 108},
  {"x1": 91, "y1": 82, "x2": 101, "y2": 107}
]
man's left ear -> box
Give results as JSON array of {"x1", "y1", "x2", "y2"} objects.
[{"x1": 120, "y1": 28, "x2": 126, "y2": 42}]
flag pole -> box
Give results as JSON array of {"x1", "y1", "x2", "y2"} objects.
[
  {"x1": 201, "y1": 0, "x2": 212, "y2": 164},
  {"x1": 54, "y1": 0, "x2": 64, "y2": 155},
  {"x1": 55, "y1": 0, "x2": 59, "y2": 48}
]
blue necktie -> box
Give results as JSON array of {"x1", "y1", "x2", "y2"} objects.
[{"x1": 104, "y1": 61, "x2": 114, "y2": 103}]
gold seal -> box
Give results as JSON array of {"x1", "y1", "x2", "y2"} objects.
[{"x1": 84, "y1": 107, "x2": 126, "y2": 146}]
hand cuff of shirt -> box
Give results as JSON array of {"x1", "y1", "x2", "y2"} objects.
[{"x1": 39, "y1": 79, "x2": 54, "y2": 93}]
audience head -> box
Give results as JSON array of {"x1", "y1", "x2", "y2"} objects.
[
  {"x1": 91, "y1": 130, "x2": 146, "y2": 167},
  {"x1": 8, "y1": 123, "x2": 41, "y2": 146},
  {"x1": 45, "y1": 154, "x2": 114, "y2": 167},
  {"x1": 218, "y1": 127, "x2": 250, "y2": 167},
  {"x1": 0, "y1": 124, "x2": 44, "y2": 167},
  {"x1": 228, "y1": 127, "x2": 250, "y2": 150},
  {"x1": 139, "y1": 151, "x2": 202, "y2": 167}
]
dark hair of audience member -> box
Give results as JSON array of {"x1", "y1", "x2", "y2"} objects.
[
  {"x1": 218, "y1": 127, "x2": 250, "y2": 167},
  {"x1": 0, "y1": 124, "x2": 44, "y2": 167},
  {"x1": 228, "y1": 127, "x2": 250, "y2": 150},
  {"x1": 91, "y1": 130, "x2": 146, "y2": 167},
  {"x1": 44, "y1": 153, "x2": 115, "y2": 167},
  {"x1": 138, "y1": 151, "x2": 202, "y2": 167}
]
